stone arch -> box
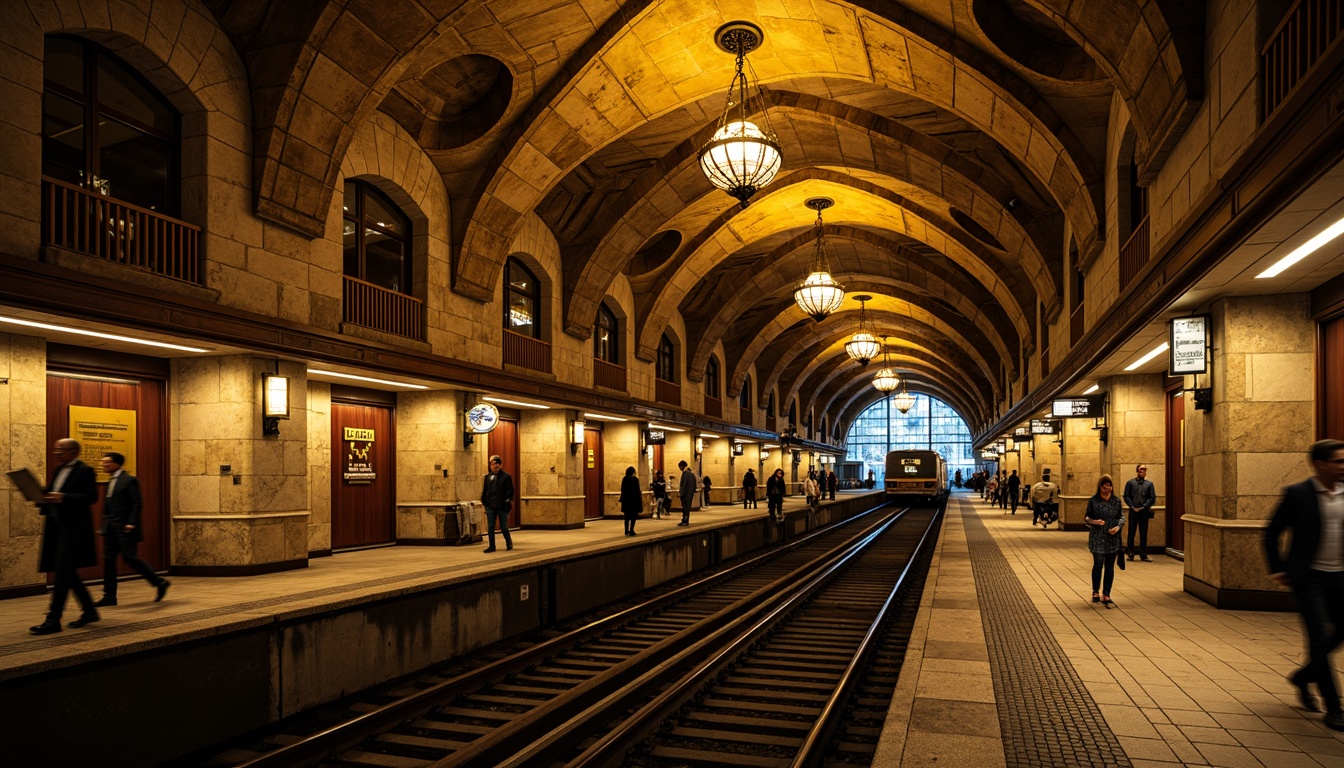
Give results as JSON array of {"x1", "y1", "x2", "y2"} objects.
[{"x1": 837, "y1": 381, "x2": 980, "y2": 434}]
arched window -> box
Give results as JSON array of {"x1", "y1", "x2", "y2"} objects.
[
  {"x1": 42, "y1": 36, "x2": 179, "y2": 214},
  {"x1": 343, "y1": 180, "x2": 412, "y2": 294},
  {"x1": 739, "y1": 375, "x2": 753, "y2": 409},
  {"x1": 820, "y1": 416, "x2": 828, "y2": 438},
  {"x1": 504, "y1": 258, "x2": 541, "y2": 338},
  {"x1": 705, "y1": 356, "x2": 720, "y2": 399},
  {"x1": 788, "y1": 399, "x2": 798, "y2": 427},
  {"x1": 657, "y1": 334, "x2": 676, "y2": 382},
  {"x1": 766, "y1": 391, "x2": 775, "y2": 417},
  {"x1": 594, "y1": 303, "x2": 618, "y2": 362}
]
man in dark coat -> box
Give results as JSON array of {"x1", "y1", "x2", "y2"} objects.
[
  {"x1": 94, "y1": 451, "x2": 169, "y2": 606},
  {"x1": 481, "y1": 454, "x2": 515, "y2": 552},
  {"x1": 1265, "y1": 439, "x2": 1344, "y2": 729},
  {"x1": 31, "y1": 438, "x2": 99, "y2": 635},
  {"x1": 1006, "y1": 470, "x2": 1021, "y2": 515},
  {"x1": 677, "y1": 460, "x2": 696, "y2": 526},
  {"x1": 826, "y1": 469, "x2": 838, "y2": 500}
]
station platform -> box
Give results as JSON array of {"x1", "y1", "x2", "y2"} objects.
[{"x1": 876, "y1": 492, "x2": 1340, "y2": 768}]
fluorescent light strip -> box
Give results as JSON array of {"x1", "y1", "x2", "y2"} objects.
[
  {"x1": 483, "y1": 396, "x2": 549, "y2": 409},
  {"x1": 698, "y1": 432, "x2": 720, "y2": 439},
  {"x1": 1083, "y1": 384, "x2": 1099, "y2": 395},
  {"x1": 309, "y1": 370, "x2": 428, "y2": 389},
  {"x1": 583, "y1": 412, "x2": 627, "y2": 422},
  {"x1": 0, "y1": 315, "x2": 210, "y2": 352},
  {"x1": 763, "y1": 443, "x2": 781, "y2": 449},
  {"x1": 1124, "y1": 342, "x2": 1169, "y2": 371},
  {"x1": 1257, "y1": 215, "x2": 1344, "y2": 278},
  {"x1": 647, "y1": 422, "x2": 687, "y2": 432}
]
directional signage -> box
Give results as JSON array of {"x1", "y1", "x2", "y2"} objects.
[
  {"x1": 645, "y1": 428, "x2": 667, "y2": 445},
  {"x1": 1051, "y1": 395, "x2": 1105, "y2": 419},
  {"x1": 1013, "y1": 426, "x2": 1031, "y2": 438},
  {"x1": 1030, "y1": 419, "x2": 1061, "y2": 435}
]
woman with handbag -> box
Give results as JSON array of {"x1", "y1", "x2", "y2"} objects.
[{"x1": 1084, "y1": 475, "x2": 1126, "y2": 607}]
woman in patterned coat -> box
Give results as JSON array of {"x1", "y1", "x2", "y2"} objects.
[{"x1": 1084, "y1": 474, "x2": 1125, "y2": 608}]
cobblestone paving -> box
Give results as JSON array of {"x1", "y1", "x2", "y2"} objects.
[{"x1": 961, "y1": 506, "x2": 1132, "y2": 767}]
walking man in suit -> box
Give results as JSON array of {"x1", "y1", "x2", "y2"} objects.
[
  {"x1": 677, "y1": 460, "x2": 696, "y2": 526},
  {"x1": 30, "y1": 438, "x2": 99, "y2": 635},
  {"x1": 1265, "y1": 439, "x2": 1344, "y2": 729},
  {"x1": 94, "y1": 452, "x2": 169, "y2": 606},
  {"x1": 481, "y1": 455, "x2": 515, "y2": 553}
]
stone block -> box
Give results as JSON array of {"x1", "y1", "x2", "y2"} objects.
[{"x1": 176, "y1": 474, "x2": 220, "y2": 514}]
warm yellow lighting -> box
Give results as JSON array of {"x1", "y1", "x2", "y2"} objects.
[
  {"x1": 0, "y1": 315, "x2": 210, "y2": 352},
  {"x1": 893, "y1": 390, "x2": 916, "y2": 414},
  {"x1": 873, "y1": 367, "x2": 900, "y2": 393},
  {"x1": 483, "y1": 396, "x2": 550, "y2": 409},
  {"x1": 584, "y1": 412, "x2": 628, "y2": 422},
  {"x1": 1083, "y1": 384, "x2": 1100, "y2": 394},
  {"x1": 571, "y1": 420, "x2": 586, "y2": 445},
  {"x1": 695, "y1": 436, "x2": 705, "y2": 455},
  {"x1": 647, "y1": 422, "x2": 687, "y2": 432},
  {"x1": 1256, "y1": 215, "x2": 1344, "y2": 278},
  {"x1": 308, "y1": 370, "x2": 429, "y2": 389},
  {"x1": 698, "y1": 23, "x2": 781, "y2": 207},
  {"x1": 1124, "y1": 342, "x2": 1169, "y2": 371},
  {"x1": 262, "y1": 374, "x2": 290, "y2": 419},
  {"x1": 794, "y1": 272, "x2": 846, "y2": 321}
]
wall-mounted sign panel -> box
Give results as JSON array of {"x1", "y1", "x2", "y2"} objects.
[
  {"x1": 343, "y1": 427, "x2": 376, "y2": 483},
  {"x1": 644, "y1": 428, "x2": 667, "y2": 445},
  {"x1": 1013, "y1": 426, "x2": 1031, "y2": 438},
  {"x1": 1169, "y1": 314, "x2": 1210, "y2": 375},
  {"x1": 732, "y1": 442, "x2": 745, "y2": 456},
  {"x1": 1030, "y1": 419, "x2": 1061, "y2": 435},
  {"x1": 1051, "y1": 395, "x2": 1105, "y2": 419}
]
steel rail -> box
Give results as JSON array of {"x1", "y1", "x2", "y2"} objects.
[{"x1": 233, "y1": 502, "x2": 895, "y2": 768}]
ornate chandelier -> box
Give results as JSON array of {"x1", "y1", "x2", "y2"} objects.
[
  {"x1": 698, "y1": 22, "x2": 782, "y2": 208},
  {"x1": 845, "y1": 295, "x2": 881, "y2": 365},
  {"x1": 893, "y1": 383, "x2": 917, "y2": 414},
  {"x1": 794, "y1": 197, "x2": 845, "y2": 321},
  {"x1": 873, "y1": 336, "x2": 900, "y2": 393}
]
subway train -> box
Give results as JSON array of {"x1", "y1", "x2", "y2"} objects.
[{"x1": 884, "y1": 450, "x2": 949, "y2": 504}]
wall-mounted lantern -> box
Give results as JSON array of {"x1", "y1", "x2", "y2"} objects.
[
  {"x1": 262, "y1": 373, "x2": 290, "y2": 436},
  {"x1": 570, "y1": 419, "x2": 585, "y2": 455}
]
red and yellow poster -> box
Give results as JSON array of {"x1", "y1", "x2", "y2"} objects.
[
  {"x1": 343, "y1": 427, "x2": 376, "y2": 483},
  {"x1": 69, "y1": 405, "x2": 137, "y2": 483}
]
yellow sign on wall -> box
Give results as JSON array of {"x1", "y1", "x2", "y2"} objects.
[{"x1": 69, "y1": 405, "x2": 136, "y2": 483}]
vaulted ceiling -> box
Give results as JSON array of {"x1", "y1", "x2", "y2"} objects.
[{"x1": 204, "y1": 0, "x2": 1204, "y2": 432}]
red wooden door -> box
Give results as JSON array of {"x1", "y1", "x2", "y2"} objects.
[
  {"x1": 1322, "y1": 316, "x2": 1344, "y2": 439},
  {"x1": 331, "y1": 402, "x2": 395, "y2": 549},
  {"x1": 1166, "y1": 388, "x2": 1186, "y2": 553},
  {"x1": 47, "y1": 372, "x2": 168, "y2": 582},
  {"x1": 653, "y1": 444, "x2": 664, "y2": 478},
  {"x1": 583, "y1": 427, "x2": 604, "y2": 520},
  {"x1": 488, "y1": 419, "x2": 521, "y2": 528}
]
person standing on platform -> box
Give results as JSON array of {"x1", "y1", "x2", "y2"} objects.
[
  {"x1": 1031, "y1": 469, "x2": 1061, "y2": 527},
  {"x1": 985, "y1": 473, "x2": 998, "y2": 506},
  {"x1": 804, "y1": 471, "x2": 821, "y2": 512},
  {"x1": 1084, "y1": 475, "x2": 1125, "y2": 608},
  {"x1": 94, "y1": 452, "x2": 168, "y2": 607},
  {"x1": 619, "y1": 466, "x2": 642, "y2": 536},
  {"x1": 30, "y1": 439, "x2": 99, "y2": 635},
  {"x1": 651, "y1": 471, "x2": 668, "y2": 518},
  {"x1": 701, "y1": 475, "x2": 712, "y2": 507},
  {"x1": 677, "y1": 460, "x2": 696, "y2": 527},
  {"x1": 999, "y1": 471, "x2": 1010, "y2": 509},
  {"x1": 742, "y1": 469, "x2": 758, "y2": 509},
  {"x1": 954, "y1": 469, "x2": 963, "y2": 488},
  {"x1": 1264, "y1": 439, "x2": 1344, "y2": 728},
  {"x1": 865, "y1": 470, "x2": 875, "y2": 489},
  {"x1": 480, "y1": 455, "x2": 514, "y2": 553},
  {"x1": 826, "y1": 469, "x2": 838, "y2": 500},
  {"x1": 1006, "y1": 470, "x2": 1021, "y2": 515},
  {"x1": 767, "y1": 468, "x2": 787, "y2": 522},
  {"x1": 1124, "y1": 464, "x2": 1156, "y2": 561}
]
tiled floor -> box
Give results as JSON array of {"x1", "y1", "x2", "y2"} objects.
[
  {"x1": 0, "y1": 492, "x2": 855, "y2": 682},
  {"x1": 876, "y1": 493, "x2": 1344, "y2": 768}
]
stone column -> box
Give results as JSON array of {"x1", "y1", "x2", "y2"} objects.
[
  {"x1": 1103, "y1": 374, "x2": 1167, "y2": 550},
  {"x1": 306, "y1": 381, "x2": 332, "y2": 553},
  {"x1": 393, "y1": 390, "x2": 468, "y2": 541},
  {"x1": 1184, "y1": 295, "x2": 1313, "y2": 608},
  {"x1": 700, "y1": 438, "x2": 730, "y2": 505},
  {"x1": 603, "y1": 422, "x2": 644, "y2": 516},
  {"x1": 519, "y1": 409, "x2": 584, "y2": 527},
  {"x1": 0, "y1": 334, "x2": 46, "y2": 593},
  {"x1": 1060, "y1": 417, "x2": 1101, "y2": 529},
  {"x1": 171, "y1": 356, "x2": 309, "y2": 574}
]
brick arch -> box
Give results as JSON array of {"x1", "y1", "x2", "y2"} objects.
[
  {"x1": 685, "y1": 228, "x2": 1026, "y2": 386},
  {"x1": 1007, "y1": 0, "x2": 1203, "y2": 184},
  {"x1": 791, "y1": 351, "x2": 989, "y2": 431},
  {"x1": 561, "y1": 94, "x2": 1065, "y2": 339},
  {"x1": 455, "y1": 3, "x2": 1102, "y2": 307},
  {"x1": 836, "y1": 378, "x2": 982, "y2": 435},
  {"x1": 635, "y1": 174, "x2": 1030, "y2": 365}
]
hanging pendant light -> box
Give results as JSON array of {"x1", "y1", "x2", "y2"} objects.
[
  {"x1": 893, "y1": 381, "x2": 916, "y2": 414},
  {"x1": 698, "y1": 22, "x2": 782, "y2": 208},
  {"x1": 794, "y1": 197, "x2": 845, "y2": 321},
  {"x1": 873, "y1": 335, "x2": 901, "y2": 393},
  {"x1": 845, "y1": 294, "x2": 881, "y2": 365}
]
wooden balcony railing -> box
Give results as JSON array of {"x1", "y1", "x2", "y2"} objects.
[
  {"x1": 593, "y1": 358, "x2": 626, "y2": 391},
  {"x1": 1263, "y1": 0, "x2": 1344, "y2": 118},
  {"x1": 740, "y1": 407, "x2": 753, "y2": 425},
  {"x1": 1070, "y1": 302, "x2": 1085, "y2": 346},
  {"x1": 1118, "y1": 216, "x2": 1150, "y2": 290},
  {"x1": 42, "y1": 176, "x2": 201, "y2": 284},
  {"x1": 503, "y1": 328, "x2": 553, "y2": 374},
  {"x1": 343, "y1": 276, "x2": 425, "y2": 341},
  {"x1": 705, "y1": 396, "x2": 722, "y2": 419},
  {"x1": 655, "y1": 379, "x2": 680, "y2": 406}
]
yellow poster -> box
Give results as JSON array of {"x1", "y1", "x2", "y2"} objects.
[{"x1": 69, "y1": 405, "x2": 137, "y2": 482}]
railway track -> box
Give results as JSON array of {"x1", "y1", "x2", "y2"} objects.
[{"x1": 195, "y1": 501, "x2": 938, "y2": 768}]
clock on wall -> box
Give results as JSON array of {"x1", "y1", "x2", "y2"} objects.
[{"x1": 465, "y1": 402, "x2": 500, "y2": 434}]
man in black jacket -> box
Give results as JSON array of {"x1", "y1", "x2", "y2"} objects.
[
  {"x1": 481, "y1": 455, "x2": 514, "y2": 553},
  {"x1": 94, "y1": 452, "x2": 169, "y2": 606},
  {"x1": 31, "y1": 439, "x2": 99, "y2": 635},
  {"x1": 1265, "y1": 439, "x2": 1344, "y2": 729}
]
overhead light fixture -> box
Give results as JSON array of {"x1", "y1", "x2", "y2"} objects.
[
  {"x1": 793, "y1": 197, "x2": 846, "y2": 321},
  {"x1": 1124, "y1": 342, "x2": 1169, "y2": 371},
  {"x1": 764, "y1": 443, "x2": 781, "y2": 449},
  {"x1": 1083, "y1": 384, "x2": 1100, "y2": 395},
  {"x1": 483, "y1": 396, "x2": 550, "y2": 409},
  {"x1": 892, "y1": 377, "x2": 916, "y2": 414},
  {"x1": 308, "y1": 370, "x2": 429, "y2": 389},
  {"x1": 698, "y1": 432, "x2": 720, "y2": 439},
  {"x1": 698, "y1": 21, "x2": 781, "y2": 208},
  {"x1": 647, "y1": 422, "x2": 687, "y2": 432},
  {"x1": 872, "y1": 334, "x2": 901, "y2": 393},
  {"x1": 0, "y1": 315, "x2": 210, "y2": 352},
  {"x1": 1256, "y1": 215, "x2": 1344, "y2": 278},
  {"x1": 583, "y1": 412, "x2": 628, "y2": 422},
  {"x1": 845, "y1": 295, "x2": 881, "y2": 365}
]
